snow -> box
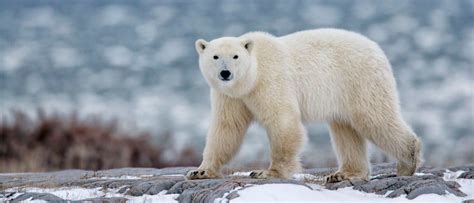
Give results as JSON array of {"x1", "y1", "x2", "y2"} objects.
[
  {"x1": 231, "y1": 172, "x2": 252, "y2": 176},
  {"x1": 233, "y1": 184, "x2": 378, "y2": 202},
  {"x1": 24, "y1": 199, "x2": 47, "y2": 203},
  {"x1": 232, "y1": 181, "x2": 474, "y2": 203},
  {"x1": 23, "y1": 187, "x2": 108, "y2": 201},
  {"x1": 226, "y1": 171, "x2": 474, "y2": 202},
  {"x1": 127, "y1": 191, "x2": 178, "y2": 203},
  {"x1": 4, "y1": 187, "x2": 178, "y2": 203},
  {"x1": 292, "y1": 173, "x2": 324, "y2": 182}
]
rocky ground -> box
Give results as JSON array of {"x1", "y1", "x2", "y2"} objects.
[{"x1": 1, "y1": 163, "x2": 473, "y2": 202}]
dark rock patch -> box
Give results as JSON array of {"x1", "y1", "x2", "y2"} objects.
[
  {"x1": 459, "y1": 171, "x2": 474, "y2": 179},
  {"x1": 127, "y1": 177, "x2": 183, "y2": 196},
  {"x1": 450, "y1": 164, "x2": 474, "y2": 172},
  {"x1": 326, "y1": 174, "x2": 467, "y2": 199},
  {"x1": 10, "y1": 192, "x2": 64, "y2": 202},
  {"x1": 72, "y1": 197, "x2": 128, "y2": 203}
]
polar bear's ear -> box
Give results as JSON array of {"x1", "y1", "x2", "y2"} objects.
[
  {"x1": 195, "y1": 39, "x2": 208, "y2": 54},
  {"x1": 242, "y1": 39, "x2": 253, "y2": 53}
]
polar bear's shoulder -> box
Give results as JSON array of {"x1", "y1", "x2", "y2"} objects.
[
  {"x1": 239, "y1": 31, "x2": 278, "y2": 45},
  {"x1": 238, "y1": 31, "x2": 283, "y2": 55},
  {"x1": 239, "y1": 31, "x2": 274, "y2": 39}
]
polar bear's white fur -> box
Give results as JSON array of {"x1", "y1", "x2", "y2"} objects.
[{"x1": 187, "y1": 29, "x2": 422, "y2": 181}]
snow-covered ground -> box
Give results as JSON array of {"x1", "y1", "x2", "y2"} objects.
[
  {"x1": 2, "y1": 171, "x2": 473, "y2": 202},
  {"x1": 5, "y1": 187, "x2": 178, "y2": 203},
  {"x1": 232, "y1": 181, "x2": 474, "y2": 202},
  {"x1": 231, "y1": 171, "x2": 474, "y2": 202}
]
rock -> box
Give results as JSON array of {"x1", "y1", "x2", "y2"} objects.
[
  {"x1": 302, "y1": 167, "x2": 336, "y2": 176},
  {"x1": 71, "y1": 197, "x2": 128, "y2": 203},
  {"x1": 80, "y1": 179, "x2": 140, "y2": 189},
  {"x1": 127, "y1": 177, "x2": 183, "y2": 196},
  {"x1": 326, "y1": 174, "x2": 467, "y2": 199},
  {"x1": 418, "y1": 166, "x2": 446, "y2": 177},
  {"x1": 459, "y1": 171, "x2": 474, "y2": 179},
  {"x1": 176, "y1": 180, "x2": 238, "y2": 203},
  {"x1": 0, "y1": 169, "x2": 95, "y2": 190},
  {"x1": 94, "y1": 167, "x2": 194, "y2": 178},
  {"x1": 450, "y1": 164, "x2": 474, "y2": 172},
  {"x1": 387, "y1": 179, "x2": 466, "y2": 199},
  {"x1": 0, "y1": 167, "x2": 192, "y2": 190},
  {"x1": 371, "y1": 163, "x2": 397, "y2": 176},
  {"x1": 10, "y1": 192, "x2": 65, "y2": 202}
]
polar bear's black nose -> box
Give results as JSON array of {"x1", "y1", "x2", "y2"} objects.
[{"x1": 219, "y1": 70, "x2": 233, "y2": 81}]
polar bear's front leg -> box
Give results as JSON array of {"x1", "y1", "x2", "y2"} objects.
[
  {"x1": 251, "y1": 115, "x2": 305, "y2": 179},
  {"x1": 187, "y1": 91, "x2": 253, "y2": 180}
]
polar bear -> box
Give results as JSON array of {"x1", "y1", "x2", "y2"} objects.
[{"x1": 187, "y1": 29, "x2": 422, "y2": 182}]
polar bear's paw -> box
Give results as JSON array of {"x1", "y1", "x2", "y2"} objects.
[
  {"x1": 249, "y1": 170, "x2": 283, "y2": 179},
  {"x1": 325, "y1": 171, "x2": 348, "y2": 183},
  {"x1": 324, "y1": 171, "x2": 368, "y2": 184},
  {"x1": 186, "y1": 169, "x2": 220, "y2": 180}
]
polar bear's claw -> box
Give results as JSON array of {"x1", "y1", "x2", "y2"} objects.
[
  {"x1": 249, "y1": 170, "x2": 265, "y2": 178},
  {"x1": 249, "y1": 170, "x2": 284, "y2": 179},
  {"x1": 325, "y1": 172, "x2": 347, "y2": 183},
  {"x1": 186, "y1": 169, "x2": 220, "y2": 179},
  {"x1": 324, "y1": 171, "x2": 369, "y2": 184}
]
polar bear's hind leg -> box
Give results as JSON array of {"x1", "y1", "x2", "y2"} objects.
[
  {"x1": 325, "y1": 122, "x2": 370, "y2": 183},
  {"x1": 351, "y1": 111, "x2": 422, "y2": 177}
]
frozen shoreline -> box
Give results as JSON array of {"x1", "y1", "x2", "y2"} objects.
[{"x1": 1, "y1": 163, "x2": 473, "y2": 202}]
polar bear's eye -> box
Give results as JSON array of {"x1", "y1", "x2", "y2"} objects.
[
  {"x1": 233, "y1": 55, "x2": 238, "y2": 59},
  {"x1": 213, "y1": 55, "x2": 219, "y2": 60}
]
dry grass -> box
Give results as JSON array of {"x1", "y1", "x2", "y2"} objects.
[{"x1": 0, "y1": 110, "x2": 200, "y2": 173}]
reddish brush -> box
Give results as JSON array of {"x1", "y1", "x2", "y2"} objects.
[{"x1": 0, "y1": 110, "x2": 201, "y2": 172}]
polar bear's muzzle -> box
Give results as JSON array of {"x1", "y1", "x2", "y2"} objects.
[{"x1": 219, "y1": 70, "x2": 233, "y2": 81}]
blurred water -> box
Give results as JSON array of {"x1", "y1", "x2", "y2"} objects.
[{"x1": 0, "y1": 0, "x2": 473, "y2": 166}]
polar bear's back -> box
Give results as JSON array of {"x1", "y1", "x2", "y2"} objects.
[
  {"x1": 278, "y1": 29, "x2": 388, "y2": 72},
  {"x1": 277, "y1": 29, "x2": 398, "y2": 122},
  {"x1": 279, "y1": 28, "x2": 376, "y2": 47}
]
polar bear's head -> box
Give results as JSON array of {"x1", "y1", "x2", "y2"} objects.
[{"x1": 195, "y1": 37, "x2": 257, "y2": 97}]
